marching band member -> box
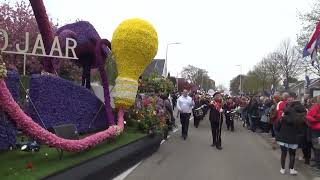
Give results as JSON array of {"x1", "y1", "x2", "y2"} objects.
[
  {"x1": 224, "y1": 97, "x2": 236, "y2": 131},
  {"x1": 209, "y1": 92, "x2": 223, "y2": 150}
]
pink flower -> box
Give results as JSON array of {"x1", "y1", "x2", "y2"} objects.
[
  {"x1": 143, "y1": 98, "x2": 151, "y2": 107},
  {"x1": 0, "y1": 80, "x2": 124, "y2": 152}
]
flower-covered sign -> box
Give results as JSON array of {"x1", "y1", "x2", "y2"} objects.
[{"x1": 0, "y1": 29, "x2": 78, "y2": 60}]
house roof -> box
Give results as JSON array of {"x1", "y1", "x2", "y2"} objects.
[
  {"x1": 289, "y1": 78, "x2": 320, "y2": 90},
  {"x1": 142, "y1": 59, "x2": 166, "y2": 77},
  {"x1": 289, "y1": 80, "x2": 304, "y2": 90}
]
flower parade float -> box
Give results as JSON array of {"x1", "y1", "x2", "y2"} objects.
[{"x1": 0, "y1": 1, "x2": 162, "y2": 179}]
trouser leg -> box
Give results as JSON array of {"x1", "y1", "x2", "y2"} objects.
[
  {"x1": 225, "y1": 114, "x2": 230, "y2": 130},
  {"x1": 280, "y1": 145, "x2": 288, "y2": 169},
  {"x1": 180, "y1": 113, "x2": 190, "y2": 138},
  {"x1": 249, "y1": 116, "x2": 255, "y2": 131},
  {"x1": 194, "y1": 117, "x2": 198, "y2": 127},
  {"x1": 216, "y1": 118, "x2": 222, "y2": 147},
  {"x1": 185, "y1": 114, "x2": 190, "y2": 136},
  {"x1": 271, "y1": 124, "x2": 275, "y2": 137},
  {"x1": 180, "y1": 115, "x2": 186, "y2": 137},
  {"x1": 301, "y1": 141, "x2": 311, "y2": 164},
  {"x1": 210, "y1": 120, "x2": 217, "y2": 144},
  {"x1": 230, "y1": 115, "x2": 234, "y2": 131},
  {"x1": 289, "y1": 148, "x2": 296, "y2": 169}
]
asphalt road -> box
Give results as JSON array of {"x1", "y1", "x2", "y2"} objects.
[{"x1": 124, "y1": 114, "x2": 317, "y2": 180}]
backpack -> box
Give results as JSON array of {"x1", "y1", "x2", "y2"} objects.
[{"x1": 282, "y1": 101, "x2": 306, "y2": 125}]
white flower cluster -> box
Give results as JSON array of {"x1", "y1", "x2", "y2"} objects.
[
  {"x1": 0, "y1": 55, "x2": 7, "y2": 80},
  {"x1": 112, "y1": 125, "x2": 123, "y2": 136}
]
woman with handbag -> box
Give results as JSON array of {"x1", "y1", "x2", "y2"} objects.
[{"x1": 306, "y1": 97, "x2": 320, "y2": 169}]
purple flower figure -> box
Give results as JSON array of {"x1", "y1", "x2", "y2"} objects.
[{"x1": 135, "y1": 99, "x2": 142, "y2": 110}]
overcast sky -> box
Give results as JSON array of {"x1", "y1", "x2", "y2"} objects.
[{"x1": 40, "y1": 0, "x2": 314, "y2": 88}]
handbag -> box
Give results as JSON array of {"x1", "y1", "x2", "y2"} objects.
[{"x1": 260, "y1": 114, "x2": 269, "y2": 123}]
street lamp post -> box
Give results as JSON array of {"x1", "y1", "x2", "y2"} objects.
[
  {"x1": 236, "y1": 64, "x2": 242, "y2": 95},
  {"x1": 165, "y1": 42, "x2": 181, "y2": 77}
]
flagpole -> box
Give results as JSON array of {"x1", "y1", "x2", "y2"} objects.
[{"x1": 304, "y1": 66, "x2": 308, "y2": 96}]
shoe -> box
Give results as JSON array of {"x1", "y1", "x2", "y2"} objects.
[
  {"x1": 280, "y1": 168, "x2": 285, "y2": 174},
  {"x1": 211, "y1": 142, "x2": 216, "y2": 147},
  {"x1": 216, "y1": 146, "x2": 222, "y2": 150},
  {"x1": 289, "y1": 169, "x2": 298, "y2": 175}
]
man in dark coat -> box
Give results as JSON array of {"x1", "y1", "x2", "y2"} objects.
[{"x1": 209, "y1": 92, "x2": 223, "y2": 150}]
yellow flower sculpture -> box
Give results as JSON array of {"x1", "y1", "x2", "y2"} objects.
[
  {"x1": 112, "y1": 18, "x2": 158, "y2": 108},
  {"x1": 0, "y1": 53, "x2": 7, "y2": 80}
]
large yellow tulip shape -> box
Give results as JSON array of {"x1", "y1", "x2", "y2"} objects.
[{"x1": 111, "y1": 18, "x2": 158, "y2": 108}]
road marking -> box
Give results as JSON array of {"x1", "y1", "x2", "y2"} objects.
[
  {"x1": 113, "y1": 115, "x2": 191, "y2": 180},
  {"x1": 112, "y1": 161, "x2": 142, "y2": 180}
]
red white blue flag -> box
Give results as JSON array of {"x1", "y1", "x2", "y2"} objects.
[{"x1": 303, "y1": 21, "x2": 320, "y2": 66}]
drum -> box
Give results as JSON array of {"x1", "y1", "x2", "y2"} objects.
[{"x1": 194, "y1": 107, "x2": 203, "y2": 118}]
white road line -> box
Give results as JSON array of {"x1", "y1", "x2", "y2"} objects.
[
  {"x1": 112, "y1": 161, "x2": 142, "y2": 180},
  {"x1": 113, "y1": 118, "x2": 184, "y2": 180}
]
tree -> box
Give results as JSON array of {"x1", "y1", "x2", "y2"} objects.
[
  {"x1": 297, "y1": 0, "x2": 320, "y2": 49},
  {"x1": 180, "y1": 64, "x2": 215, "y2": 90},
  {"x1": 264, "y1": 52, "x2": 281, "y2": 89},
  {"x1": 253, "y1": 61, "x2": 270, "y2": 91},
  {"x1": 0, "y1": 0, "x2": 81, "y2": 80},
  {"x1": 181, "y1": 65, "x2": 198, "y2": 84},
  {"x1": 202, "y1": 78, "x2": 215, "y2": 91},
  {"x1": 216, "y1": 84, "x2": 227, "y2": 93},
  {"x1": 229, "y1": 75, "x2": 241, "y2": 95},
  {"x1": 242, "y1": 71, "x2": 260, "y2": 95},
  {"x1": 276, "y1": 39, "x2": 304, "y2": 90},
  {"x1": 297, "y1": 1, "x2": 320, "y2": 77},
  {"x1": 0, "y1": 0, "x2": 42, "y2": 74}
]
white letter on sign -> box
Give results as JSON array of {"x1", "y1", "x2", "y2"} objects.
[
  {"x1": 16, "y1": 32, "x2": 29, "y2": 53},
  {"x1": 49, "y1": 36, "x2": 62, "y2": 57},
  {"x1": 0, "y1": 29, "x2": 8, "y2": 51},
  {"x1": 65, "y1": 38, "x2": 77, "y2": 59},
  {"x1": 32, "y1": 34, "x2": 46, "y2": 55}
]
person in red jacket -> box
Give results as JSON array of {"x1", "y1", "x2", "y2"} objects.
[
  {"x1": 306, "y1": 98, "x2": 320, "y2": 168},
  {"x1": 276, "y1": 92, "x2": 294, "y2": 122},
  {"x1": 306, "y1": 102, "x2": 320, "y2": 130}
]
